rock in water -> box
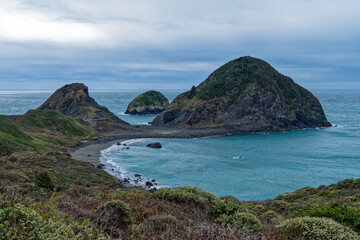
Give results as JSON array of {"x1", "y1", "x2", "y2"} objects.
[
  {"x1": 125, "y1": 90, "x2": 169, "y2": 115},
  {"x1": 38, "y1": 83, "x2": 131, "y2": 132},
  {"x1": 146, "y1": 142, "x2": 162, "y2": 148},
  {"x1": 152, "y1": 56, "x2": 331, "y2": 132}
]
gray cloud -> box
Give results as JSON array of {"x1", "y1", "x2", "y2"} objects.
[{"x1": 0, "y1": 0, "x2": 360, "y2": 90}]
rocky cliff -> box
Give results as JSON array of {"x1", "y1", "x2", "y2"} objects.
[
  {"x1": 152, "y1": 56, "x2": 331, "y2": 132},
  {"x1": 125, "y1": 90, "x2": 169, "y2": 115},
  {"x1": 38, "y1": 83, "x2": 131, "y2": 132}
]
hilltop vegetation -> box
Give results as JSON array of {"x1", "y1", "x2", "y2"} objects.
[{"x1": 125, "y1": 90, "x2": 169, "y2": 115}]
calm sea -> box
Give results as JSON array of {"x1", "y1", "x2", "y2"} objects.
[{"x1": 1, "y1": 89, "x2": 359, "y2": 200}]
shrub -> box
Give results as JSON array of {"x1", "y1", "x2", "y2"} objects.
[
  {"x1": 0, "y1": 201, "x2": 106, "y2": 240},
  {"x1": 95, "y1": 200, "x2": 132, "y2": 235},
  {"x1": 307, "y1": 202, "x2": 360, "y2": 233},
  {"x1": 35, "y1": 171, "x2": 54, "y2": 190},
  {"x1": 278, "y1": 217, "x2": 360, "y2": 240},
  {"x1": 35, "y1": 170, "x2": 68, "y2": 191},
  {"x1": 216, "y1": 211, "x2": 262, "y2": 232},
  {"x1": 153, "y1": 187, "x2": 242, "y2": 217}
]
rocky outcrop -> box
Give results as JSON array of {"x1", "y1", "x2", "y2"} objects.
[
  {"x1": 152, "y1": 56, "x2": 331, "y2": 132},
  {"x1": 38, "y1": 83, "x2": 131, "y2": 132},
  {"x1": 125, "y1": 91, "x2": 169, "y2": 115},
  {"x1": 146, "y1": 142, "x2": 162, "y2": 148}
]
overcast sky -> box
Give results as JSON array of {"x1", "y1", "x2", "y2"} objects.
[{"x1": 1, "y1": 0, "x2": 360, "y2": 90}]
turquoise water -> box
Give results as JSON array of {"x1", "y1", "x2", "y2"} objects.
[{"x1": 1, "y1": 89, "x2": 359, "y2": 200}]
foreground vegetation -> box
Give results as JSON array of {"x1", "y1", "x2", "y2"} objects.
[{"x1": 1, "y1": 111, "x2": 360, "y2": 239}]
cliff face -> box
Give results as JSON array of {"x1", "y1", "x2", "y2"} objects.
[
  {"x1": 152, "y1": 56, "x2": 331, "y2": 132},
  {"x1": 38, "y1": 83, "x2": 131, "y2": 132},
  {"x1": 125, "y1": 90, "x2": 169, "y2": 115}
]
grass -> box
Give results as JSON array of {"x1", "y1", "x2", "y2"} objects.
[{"x1": 152, "y1": 130, "x2": 179, "y2": 134}]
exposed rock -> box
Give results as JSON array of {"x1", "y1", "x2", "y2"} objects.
[
  {"x1": 145, "y1": 181, "x2": 154, "y2": 188},
  {"x1": 152, "y1": 56, "x2": 331, "y2": 132},
  {"x1": 146, "y1": 142, "x2": 162, "y2": 148},
  {"x1": 97, "y1": 163, "x2": 105, "y2": 169},
  {"x1": 38, "y1": 83, "x2": 131, "y2": 132},
  {"x1": 135, "y1": 174, "x2": 141, "y2": 177},
  {"x1": 125, "y1": 90, "x2": 169, "y2": 115}
]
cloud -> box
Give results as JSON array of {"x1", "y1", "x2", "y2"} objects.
[
  {"x1": 0, "y1": 0, "x2": 359, "y2": 89},
  {"x1": 0, "y1": 1, "x2": 104, "y2": 44}
]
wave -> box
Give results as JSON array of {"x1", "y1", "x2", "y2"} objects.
[
  {"x1": 100, "y1": 139, "x2": 162, "y2": 189},
  {"x1": 232, "y1": 156, "x2": 245, "y2": 160}
]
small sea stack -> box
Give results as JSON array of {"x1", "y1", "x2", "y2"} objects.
[
  {"x1": 152, "y1": 56, "x2": 331, "y2": 132},
  {"x1": 125, "y1": 90, "x2": 169, "y2": 115}
]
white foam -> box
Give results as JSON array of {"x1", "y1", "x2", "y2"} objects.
[
  {"x1": 232, "y1": 156, "x2": 245, "y2": 160},
  {"x1": 100, "y1": 139, "x2": 161, "y2": 189}
]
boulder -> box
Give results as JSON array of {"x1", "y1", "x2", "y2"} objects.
[{"x1": 146, "y1": 142, "x2": 162, "y2": 148}]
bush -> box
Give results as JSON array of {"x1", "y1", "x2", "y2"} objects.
[
  {"x1": 278, "y1": 217, "x2": 360, "y2": 240},
  {"x1": 216, "y1": 211, "x2": 262, "y2": 232},
  {"x1": 307, "y1": 202, "x2": 360, "y2": 233},
  {"x1": 95, "y1": 200, "x2": 132, "y2": 235},
  {"x1": 35, "y1": 170, "x2": 68, "y2": 191},
  {"x1": 35, "y1": 171, "x2": 54, "y2": 190},
  {"x1": 0, "y1": 201, "x2": 106, "y2": 240},
  {"x1": 153, "y1": 187, "x2": 242, "y2": 217}
]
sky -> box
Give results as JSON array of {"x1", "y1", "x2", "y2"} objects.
[{"x1": 1, "y1": 0, "x2": 360, "y2": 90}]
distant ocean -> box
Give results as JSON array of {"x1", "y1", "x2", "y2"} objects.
[{"x1": 1, "y1": 89, "x2": 359, "y2": 201}]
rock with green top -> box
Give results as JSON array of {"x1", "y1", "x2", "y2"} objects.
[
  {"x1": 152, "y1": 56, "x2": 331, "y2": 132},
  {"x1": 38, "y1": 83, "x2": 131, "y2": 132},
  {"x1": 125, "y1": 90, "x2": 169, "y2": 115}
]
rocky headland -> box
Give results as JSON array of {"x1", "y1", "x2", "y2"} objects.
[
  {"x1": 125, "y1": 90, "x2": 169, "y2": 115},
  {"x1": 38, "y1": 83, "x2": 132, "y2": 132},
  {"x1": 152, "y1": 56, "x2": 331, "y2": 132}
]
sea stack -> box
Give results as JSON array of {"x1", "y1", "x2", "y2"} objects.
[
  {"x1": 152, "y1": 56, "x2": 331, "y2": 132},
  {"x1": 38, "y1": 83, "x2": 131, "y2": 132},
  {"x1": 125, "y1": 90, "x2": 169, "y2": 115}
]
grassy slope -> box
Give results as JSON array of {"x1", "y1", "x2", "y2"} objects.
[{"x1": 1, "y1": 110, "x2": 360, "y2": 239}]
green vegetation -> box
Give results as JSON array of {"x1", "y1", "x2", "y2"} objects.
[
  {"x1": 306, "y1": 202, "x2": 360, "y2": 234},
  {"x1": 278, "y1": 217, "x2": 360, "y2": 240},
  {"x1": 22, "y1": 109, "x2": 91, "y2": 137},
  {"x1": 187, "y1": 85, "x2": 197, "y2": 99},
  {"x1": 130, "y1": 90, "x2": 168, "y2": 108},
  {"x1": 216, "y1": 211, "x2": 262, "y2": 231},
  {"x1": 0, "y1": 196, "x2": 106, "y2": 240},
  {"x1": 195, "y1": 56, "x2": 306, "y2": 102},
  {"x1": 152, "y1": 130, "x2": 179, "y2": 134}
]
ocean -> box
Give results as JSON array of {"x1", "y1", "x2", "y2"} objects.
[{"x1": 1, "y1": 89, "x2": 359, "y2": 201}]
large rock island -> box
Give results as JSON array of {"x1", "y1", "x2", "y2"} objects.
[
  {"x1": 38, "y1": 83, "x2": 131, "y2": 132},
  {"x1": 152, "y1": 56, "x2": 331, "y2": 132},
  {"x1": 125, "y1": 90, "x2": 169, "y2": 115}
]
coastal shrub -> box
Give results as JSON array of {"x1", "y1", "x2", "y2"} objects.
[
  {"x1": 95, "y1": 200, "x2": 132, "y2": 234},
  {"x1": 187, "y1": 85, "x2": 197, "y2": 99},
  {"x1": 35, "y1": 170, "x2": 68, "y2": 191},
  {"x1": 153, "y1": 186, "x2": 219, "y2": 207},
  {"x1": 35, "y1": 171, "x2": 54, "y2": 190},
  {"x1": 0, "y1": 200, "x2": 106, "y2": 240},
  {"x1": 307, "y1": 202, "x2": 360, "y2": 233},
  {"x1": 153, "y1": 187, "x2": 244, "y2": 217},
  {"x1": 142, "y1": 214, "x2": 178, "y2": 233},
  {"x1": 278, "y1": 217, "x2": 360, "y2": 240},
  {"x1": 216, "y1": 211, "x2": 262, "y2": 232}
]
